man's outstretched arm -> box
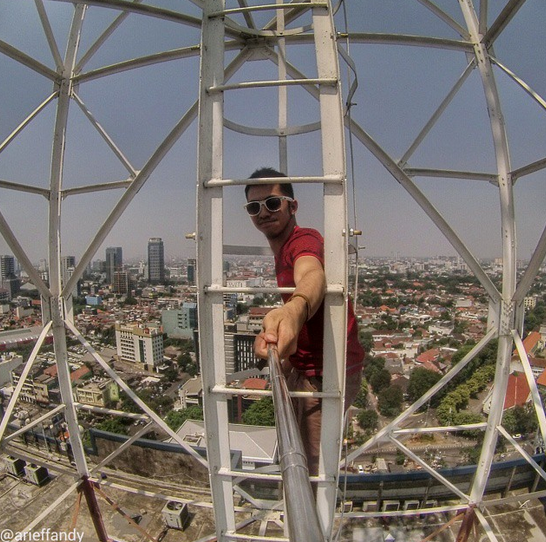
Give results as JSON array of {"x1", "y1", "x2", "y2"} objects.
[{"x1": 255, "y1": 255, "x2": 326, "y2": 360}]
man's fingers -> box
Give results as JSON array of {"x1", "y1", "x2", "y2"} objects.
[{"x1": 262, "y1": 331, "x2": 278, "y2": 344}]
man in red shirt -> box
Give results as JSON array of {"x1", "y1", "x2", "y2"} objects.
[{"x1": 245, "y1": 167, "x2": 364, "y2": 476}]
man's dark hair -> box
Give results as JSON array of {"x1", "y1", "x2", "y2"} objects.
[{"x1": 246, "y1": 167, "x2": 294, "y2": 200}]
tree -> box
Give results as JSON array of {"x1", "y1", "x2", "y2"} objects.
[
  {"x1": 163, "y1": 365, "x2": 179, "y2": 382},
  {"x1": 95, "y1": 417, "x2": 129, "y2": 435},
  {"x1": 101, "y1": 325, "x2": 116, "y2": 346},
  {"x1": 242, "y1": 397, "x2": 275, "y2": 426},
  {"x1": 177, "y1": 353, "x2": 198, "y2": 376},
  {"x1": 369, "y1": 368, "x2": 392, "y2": 394},
  {"x1": 164, "y1": 406, "x2": 204, "y2": 430},
  {"x1": 363, "y1": 356, "x2": 386, "y2": 381},
  {"x1": 502, "y1": 405, "x2": 537, "y2": 436},
  {"x1": 453, "y1": 411, "x2": 484, "y2": 439},
  {"x1": 358, "y1": 331, "x2": 374, "y2": 353},
  {"x1": 152, "y1": 394, "x2": 175, "y2": 415},
  {"x1": 378, "y1": 385, "x2": 403, "y2": 417},
  {"x1": 407, "y1": 368, "x2": 442, "y2": 403},
  {"x1": 353, "y1": 380, "x2": 369, "y2": 409},
  {"x1": 177, "y1": 352, "x2": 193, "y2": 369},
  {"x1": 357, "y1": 409, "x2": 378, "y2": 432},
  {"x1": 119, "y1": 390, "x2": 141, "y2": 414},
  {"x1": 524, "y1": 301, "x2": 546, "y2": 335}
]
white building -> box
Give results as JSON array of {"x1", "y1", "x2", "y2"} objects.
[
  {"x1": 0, "y1": 352, "x2": 23, "y2": 387},
  {"x1": 115, "y1": 322, "x2": 164, "y2": 371},
  {"x1": 171, "y1": 419, "x2": 277, "y2": 471}
]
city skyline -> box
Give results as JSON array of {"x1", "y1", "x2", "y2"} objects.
[{"x1": 0, "y1": 2, "x2": 544, "y2": 269}]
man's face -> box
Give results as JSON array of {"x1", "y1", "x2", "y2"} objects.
[{"x1": 246, "y1": 184, "x2": 296, "y2": 241}]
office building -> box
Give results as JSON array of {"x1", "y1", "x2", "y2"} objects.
[
  {"x1": 0, "y1": 255, "x2": 19, "y2": 299},
  {"x1": 60, "y1": 256, "x2": 78, "y2": 296},
  {"x1": 187, "y1": 258, "x2": 196, "y2": 285},
  {"x1": 115, "y1": 322, "x2": 164, "y2": 371},
  {"x1": 105, "y1": 247, "x2": 123, "y2": 285},
  {"x1": 112, "y1": 271, "x2": 132, "y2": 295},
  {"x1": 147, "y1": 238, "x2": 165, "y2": 283},
  {"x1": 0, "y1": 255, "x2": 15, "y2": 280}
]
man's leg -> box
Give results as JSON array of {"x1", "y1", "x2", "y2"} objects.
[{"x1": 286, "y1": 369, "x2": 362, "y2": 476}]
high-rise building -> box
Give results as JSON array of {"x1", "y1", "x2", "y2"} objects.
[
  {"x1": 0, "y1": 255, "x2": 15, "y2": 281},
  {"x1": 61, "y1": 256, "x2": 78, "y2": 297},
  {"x1": 112, "y1": 271, "x2": 132, "y2": 295},
  {"x1": 187, "y1": 258, "x2": 196, "y2": 285},
  {"x1": 147, "y1": 238, "x2": 165, "y2": 283},
  {"x1": 105, "y1": 247, "x2": 123, "y2": 285}
]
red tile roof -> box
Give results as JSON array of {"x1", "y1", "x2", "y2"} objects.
[
  {"x1": 43, "y1": 364, "x2": 91, "y2": 382},
  {"x1": 522, "y1": 331, "x2": 542, "y2": 355},
  {"x1": 242, "y1": 378, "x2": 268, "y2": 390},
  {"x1": 536, "y1": 368, "x2": 546, "y2": 387},
  {"x1": 416, "y1": 348, "x2": 440, "y2": 364},
  {"x1": 504, "y1": 372, "x2": 530, "y2": 409}
]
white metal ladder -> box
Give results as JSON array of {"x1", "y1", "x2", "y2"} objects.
[{"x1": 196, "y1": 1, "x2": 349, "y2": 539}]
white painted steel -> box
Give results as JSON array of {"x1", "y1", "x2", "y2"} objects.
[
  {"x1": 0, "y1": 92, "x2": 58, "y2": 154},
  {"x1": 197, "y1": 2, "x2": 236, "y2": 539},
  {"x1": 398, "y1": 61, "x2": 475, "y2": 168},
  {"x1": 2, "y1": 404, "x2": 65, "y2": 444},
  {"x1": 196, "y1": 1, "x2": 348, "y2": 538},
  {"x1": 312, "y1": 2, "x2": 348, "y2": 535},
  {"x1": 0, "y1": 1, "x2": 545, "y2": 541},
  {"x1": 45, "y1": 4, "x2": 90, "y2": 479},
  {"x1": 389, "y1": 436, "x2": 470, "y2": 502},
  {"x1": 458, "y1": 0, "x2": 516, "y2": 512},
  {"x1": 0, "y1": 211, "x2": 51, "y2": 297}
]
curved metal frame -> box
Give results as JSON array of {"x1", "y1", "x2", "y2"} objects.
[{"x1": 0, "y1": 1, "x2": 544, "y2": 541}]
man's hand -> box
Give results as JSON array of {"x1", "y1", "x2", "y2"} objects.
[
  {"x1": 254, "y1": 299, "x2": 307, "y2": 360},
  {"x1": 254, "y1": 255, "x2": 326, "y2": 361}
]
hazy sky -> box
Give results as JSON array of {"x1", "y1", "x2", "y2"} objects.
[{"x1": 0, "y1": 0, "x2": 544, "y2": 267}]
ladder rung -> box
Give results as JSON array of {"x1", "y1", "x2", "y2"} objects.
[
  {"x1": 204, "y1": 174, "x2": 344, "y2": 188},
  {"x1": 219, "y1": 467, "x2": 282, "y2": 481},
  {"x1": 224, "y1": 244, "x2": 273, "y2": 256},
  {"x1": 208, "y1": 2, "x2": 328, "y2": 18},
  {"x1": 218, "y1": 466, "x2": 334, "y2": 483},
  {"x1": 211, "y1": 384, "x2": 340, "y2": 399},
  {"x1": 203, "y1": 284, "x2": 345, "y2": 295},
  {"x1": 225, "y1": 531, "x2": 288, "y2": 542},
  {"x1": 207, "y1": 77, "x2": 337, "y2": 94}
]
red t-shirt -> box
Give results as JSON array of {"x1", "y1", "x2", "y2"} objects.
[{"x1": 275, "y1": 226, "x2": 364, "y2": 376}]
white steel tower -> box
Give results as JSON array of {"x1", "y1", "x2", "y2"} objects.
[{"x1": 0, "y1": 2, "x2": 545, "y2": 541}]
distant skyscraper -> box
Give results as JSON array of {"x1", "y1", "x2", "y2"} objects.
[
  {"x1": 61, "y1": 255, "x2": 76, "y2": 272},
  {"x1": 187, "y1": 258, "x2": 196, "y2": 285},
  {"x1": 105, "y1": 247, "x2": 123, "y2": 285},
  {"x1": 112, "y1": 271, "x2": 132, "y2": 295},
  {"x1": 0, "y1": 255, "x2": 15, "y2": 280},
  {"x1": 147, "y1": 238, "x2": 165, "y2": 283},
  {"x1": 1, "y1": 256, "x2": 19, "y2": 300},
  {"x1": 61, "y1": 256, "x2": 78, "y2": 297}
]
